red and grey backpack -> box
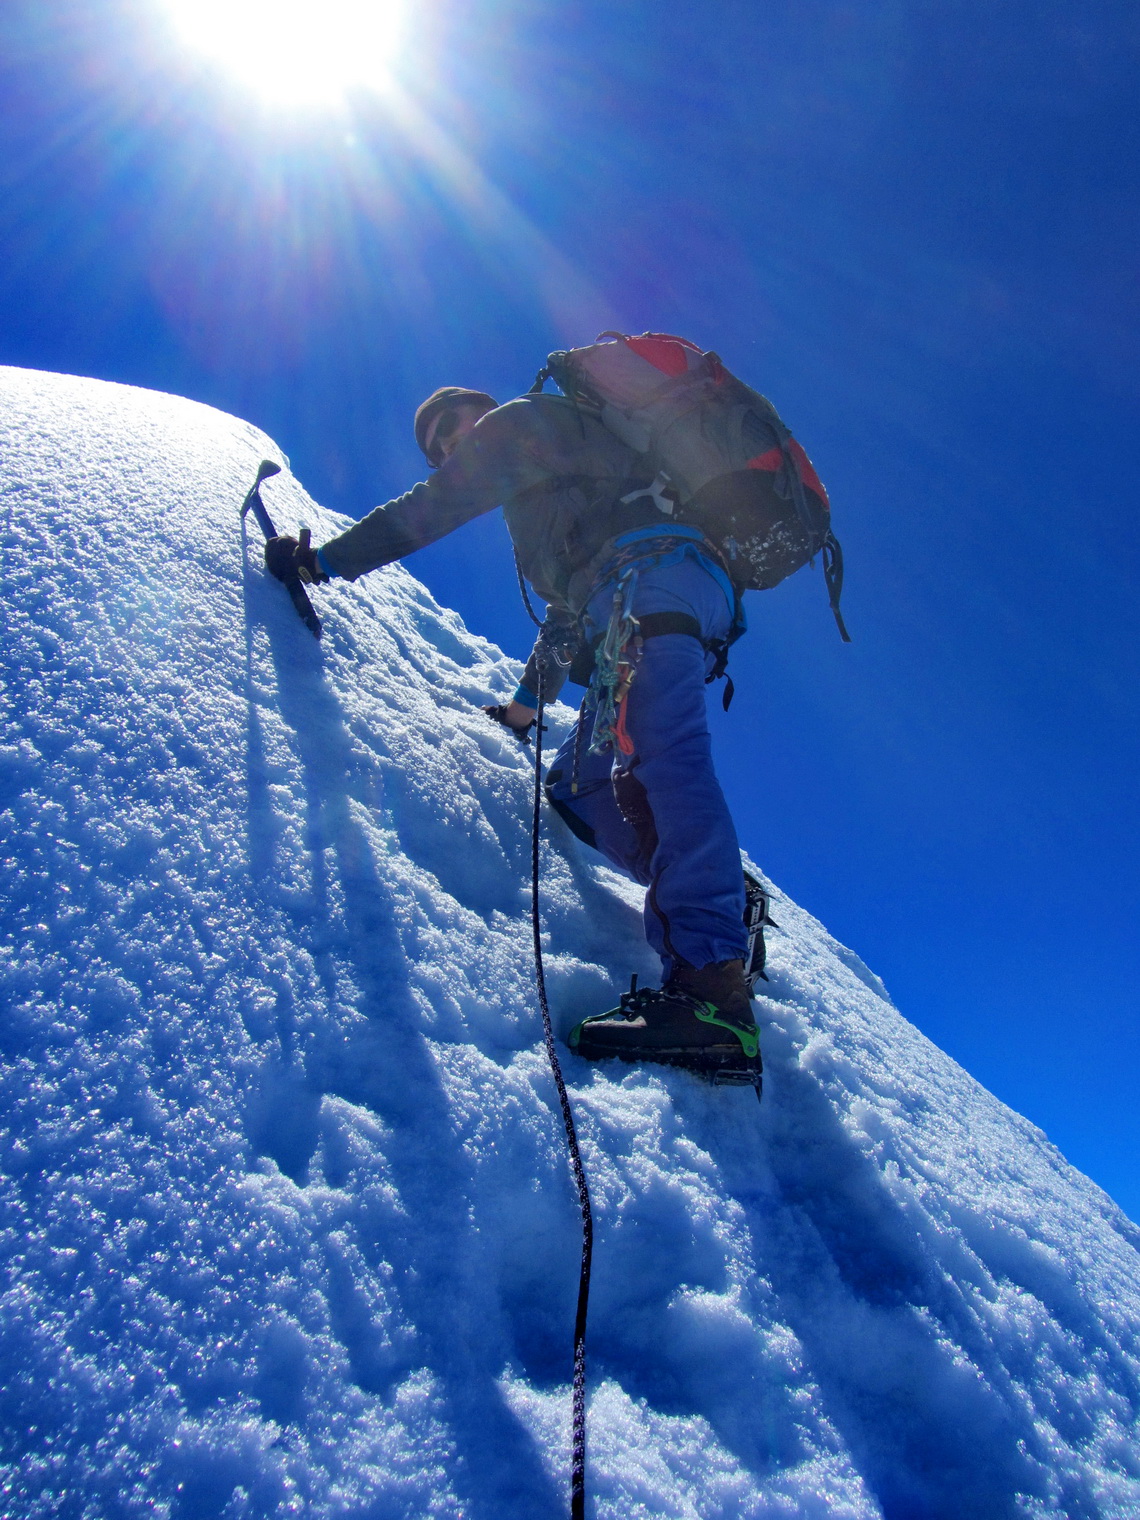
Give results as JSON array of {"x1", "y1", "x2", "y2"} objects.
[{"x1": 533, "y1": 332, "x2": 850, "y2": 639}]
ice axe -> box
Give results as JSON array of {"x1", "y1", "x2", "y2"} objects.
[{"x1": 240, "y1": 460, "x2": 322, "y2": 640}]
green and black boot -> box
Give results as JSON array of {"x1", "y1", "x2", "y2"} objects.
[{"x1": 568, "y1": 958, "x2": 762, "y2": 1090}]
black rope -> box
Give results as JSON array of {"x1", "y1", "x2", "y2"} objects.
[
  {"x1": 531, "y1": 652, "x2": 593, "y2": 1520},
  {"x1": 514, "y1": 547, "x2": 545, "y2": 628}
]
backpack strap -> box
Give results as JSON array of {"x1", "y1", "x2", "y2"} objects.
[
  {"x1": 787, "y1": 448, "x2": 851, "y2": 642},
  {"x1": 821, "y1": 530, "x2": 851, "y2": 643},
  {"x1": 704, "y1": 639, "x2": 736, "y2": 711},
  {"x1": 759, "y1": 401, "x2": 852, "y2": 643}
]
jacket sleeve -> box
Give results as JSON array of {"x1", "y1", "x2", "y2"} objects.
[{"x1": 318, "y1": 410, "x2": 544, "y2": 581}]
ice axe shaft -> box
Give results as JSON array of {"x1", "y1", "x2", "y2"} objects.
[
  {"x1": 240, "y1": 459, "x2": 282, "y2": 541},
  {"x1": 241, "y1": 460, "x2": 322, "y2": 640}
]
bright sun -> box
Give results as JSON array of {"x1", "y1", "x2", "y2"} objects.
[{"x1": 164, "y1": 0, "x2": 406, "y2": 105}]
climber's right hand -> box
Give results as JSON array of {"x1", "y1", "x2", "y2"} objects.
[{"x1": 265, "y1": 532, "x2": 329, "y2": 586}]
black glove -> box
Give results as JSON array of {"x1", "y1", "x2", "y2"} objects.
[
  {"x1": 483, "y1": 704, "x2": 537, "y2": 745},
  {"x1": 265, "y1": 529, "x2": 329, "y2": 585}
]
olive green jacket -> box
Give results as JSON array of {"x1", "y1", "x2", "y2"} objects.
[{"x1": 319, "y1": 392, "x2": 662, "y2": 701}]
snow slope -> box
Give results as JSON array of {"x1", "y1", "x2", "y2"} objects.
[{"x1": 0, "y1": 366, "x2": 1138, "y2": 1520}]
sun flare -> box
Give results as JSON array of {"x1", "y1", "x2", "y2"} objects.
[{"x1": 164, "y1": 0, "x2": 406, "y2": 105}]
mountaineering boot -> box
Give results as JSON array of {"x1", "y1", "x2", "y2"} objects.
[{"x1": 569, "y1": 958, "x2": 761, "y2": 1086}]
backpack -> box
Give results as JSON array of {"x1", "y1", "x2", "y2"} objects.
[{"x1": 533, "y1": 331, "x2": 850, "y2": 640}]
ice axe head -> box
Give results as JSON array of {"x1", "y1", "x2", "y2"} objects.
[{"x1": 241, "y1": 459, "x2": 283, "y2": 522}]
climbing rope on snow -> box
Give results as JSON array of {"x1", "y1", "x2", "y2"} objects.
[{"x1": 530, "y1": 637, "x2": 594, "y2": 1520}]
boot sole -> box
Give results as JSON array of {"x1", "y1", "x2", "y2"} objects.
[{"x1": 572, "y1": 1037, "x2": 762, "y2": 1092}]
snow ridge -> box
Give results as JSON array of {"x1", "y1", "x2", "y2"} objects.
[{"x1": 0, "y1": 366, "x2": 1137, "y2": 1519}]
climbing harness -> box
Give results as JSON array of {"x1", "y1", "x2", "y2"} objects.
[
  {"x1": 512, "y1": 526, "x2": 746, "y2": 795},
  {"x1": 580, "y1": 528, "x2": 745, "y2": 766}
]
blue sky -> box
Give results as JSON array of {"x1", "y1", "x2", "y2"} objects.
[{"x1": 1, "y1": 0, "x2": 1137, "y2": 1216}]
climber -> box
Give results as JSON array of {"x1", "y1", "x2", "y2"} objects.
[{"x1": 264, "y1": 378, "x2": 762, "y2": 1077}]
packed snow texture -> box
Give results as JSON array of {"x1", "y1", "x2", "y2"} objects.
[{"x1": 0, "y1": 366, "x2": 1138, "y2": 1520}]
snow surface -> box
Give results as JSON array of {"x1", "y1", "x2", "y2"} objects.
[{"x1": 0, "y1": 365, "x2": 1138, "y2": 1520}]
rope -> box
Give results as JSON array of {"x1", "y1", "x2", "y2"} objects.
[
  {"x1": 514, "y1": 547, "x2": 545, "y2": 628},
  {"x1": 531, "y1": 650, "x2": 593, "y2": 1520}
]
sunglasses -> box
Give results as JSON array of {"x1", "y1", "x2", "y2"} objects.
[{"x1": 426, "y1": 408, "x2": 465, "y2": 465}]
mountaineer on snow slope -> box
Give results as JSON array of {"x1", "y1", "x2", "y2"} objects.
[{"x1": 265, "y1": 333, "x2": 843, "y2": 1082}]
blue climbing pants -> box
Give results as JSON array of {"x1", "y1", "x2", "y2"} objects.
[{"x1": 546, "y1": 557, "x2": 747, "y2": 978}]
